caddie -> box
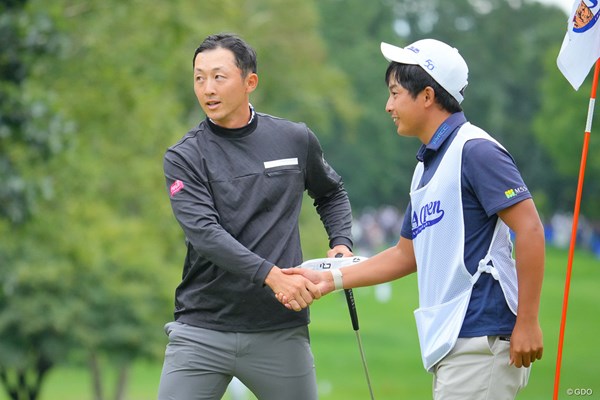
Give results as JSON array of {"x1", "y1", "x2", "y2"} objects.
[{"x1": 281, "y1": 38, "x2": 545, "y2": 400}]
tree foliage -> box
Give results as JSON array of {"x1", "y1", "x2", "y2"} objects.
[
  {"x1": 2, "y1": 0, "x2": 357, "y2": 398},
  {"x1": 0, "y1": 0, "x2": 71, "y2": 224},
  {"x1": 1, "y1": 1, "x2": 596, "y2": 399},
  {"x1": 316, "y1": 0, "x2": 420, "y2": 212},
  {"x1": 316, "y1": 0, "x2": 568, "y2": 216},
  {"x1": 534, "y1": 45, "x2": 600, "y2": 218},
  {"x1": 0, "y1": 0, "x2": 73, "y2": 398}
]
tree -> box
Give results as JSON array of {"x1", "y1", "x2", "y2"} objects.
[
  {"x1": 0, "y1": 0, "x2": 72, "y2": 398},
  {"x1": 0, "y1": 0, "x2": 70, "y2": 224},
  {"x1": 1, "y1": 0, "x2": 360, "y2": 399},
  {"x1": 316, "y1": 0, "x2": 569, "y2": 216},
  {"x1": 533, "y1": 45, "x2": 600, "y2": 218},
  {"x1": 0, "y1": 220, "x2": 78, "y2": 400},
  {"x1": 316, "y1": 0, "x2": 419, "y2": 211}
]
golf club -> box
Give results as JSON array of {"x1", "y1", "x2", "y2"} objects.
[
  {"x1": 335, "y1": 253, "x2": 375, "y2": 400},
  {"x1": 298, "y1": 255, "x2": 375, "y2": 400}
]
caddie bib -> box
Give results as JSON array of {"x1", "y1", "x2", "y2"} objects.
[{"x1": 410, "y1": 123, "x2": 519, "y2": 372}]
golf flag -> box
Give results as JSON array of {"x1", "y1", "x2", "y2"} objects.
[
  {"x1": 553, "y1": 5, "x2": 600, "y2": 398},
  {"x1": 557, "y1": 0, "x2": 600, "y2": 90}
]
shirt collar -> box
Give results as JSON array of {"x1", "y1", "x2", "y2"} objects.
[
  {"x1": 247, "y1": 103, "x2": 256, "y2": 124},
  {"x1": 416, "y1": 112, "x2": 467, "y2": 162},
  {"x1": 209, "y1": 103, "x2": 255, "y2": 126},
  {"x1": 206, "y1": 104, "x2": 258, "y2": 138}
]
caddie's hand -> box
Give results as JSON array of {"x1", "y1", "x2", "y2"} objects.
[
  {"x1": 265, "y1": 266, "x2": 321, "y2": 312},
  {"x1": 278, "y1": 269, "x2": 335, "y2": 306},
  {"x1": 327, "y1": 245, "x2": 353, "y2": 258},
  {"x1": 509, "y1": 319, "x2": 543, "y2": 368}
]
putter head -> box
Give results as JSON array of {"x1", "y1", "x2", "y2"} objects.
[{"x1": 297, "y1": 256, "x2": 368, "y2": 271}]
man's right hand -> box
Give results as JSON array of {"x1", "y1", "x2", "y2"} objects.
[
  {"x1": 276, "y1": 268, "x2": 334, "y2": 310},
  {"x1": 264, "y1": 267, "x2": 321, "y2": 312}
]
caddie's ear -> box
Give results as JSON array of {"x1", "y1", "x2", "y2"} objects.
[
  {"x1": 245, "y1": 72, "x2": 258, "y2": 94},
  {"x1": 422, "y1": 86, "x2": 436, "y2": 106}
]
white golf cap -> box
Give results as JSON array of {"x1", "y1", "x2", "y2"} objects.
[{"x1": 381, "y1": 39, "x2": 468, "y2": 104}]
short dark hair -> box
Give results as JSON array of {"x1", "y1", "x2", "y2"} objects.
[
  {"x1": 193, "y1": 33, "x2": 257, "y2": 77},
  {"x1": 385, "y1": 62, "x2": 462, "y2": 113}
]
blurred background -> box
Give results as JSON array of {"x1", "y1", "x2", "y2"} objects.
[{"x1": 1, "y1": 0, "x2": 598, "y2": 399}]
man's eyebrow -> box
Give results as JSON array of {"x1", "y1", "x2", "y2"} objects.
[{"x1": 194, "y1": 66, "x2": 225, "y2": 73}]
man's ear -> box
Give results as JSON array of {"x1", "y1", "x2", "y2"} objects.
[{"x1": 246, "y1": 73, "x2": 258, "y2": 94}]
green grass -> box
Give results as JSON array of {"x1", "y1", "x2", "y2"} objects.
[{"x1": 2, "y1": 246, "x2": 598, "y2": 399}]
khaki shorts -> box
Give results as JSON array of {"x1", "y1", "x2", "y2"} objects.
[{"x1": 433, "y1": 336, "x2": 530, "y2": 400}]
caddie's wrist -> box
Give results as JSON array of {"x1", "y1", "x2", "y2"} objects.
[{"x1": 331, "y1": 268, "x2": 344, "y2": 291}]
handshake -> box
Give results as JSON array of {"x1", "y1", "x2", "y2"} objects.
[{"x1": 266, "y1": 250, "x2": 368, "y2": 312}]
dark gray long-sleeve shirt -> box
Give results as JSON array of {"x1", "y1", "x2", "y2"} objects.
[{"x1": 164, "y1": 112, "x2": 353, "y2": 332}]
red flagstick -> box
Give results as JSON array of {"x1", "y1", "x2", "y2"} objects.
[{"x1": 553, "y1": 59, "x2": 600, "y2": 400}]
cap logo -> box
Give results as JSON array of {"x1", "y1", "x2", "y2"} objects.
[
  {"x1": 423, "y1": 59, "x2": 435, "y2": 71},
  {"x1": 406, "y1": 45, "x2": 436, "y2": 71},
  {"x1": 407, "y1": 45, "x2": 420, "y2": 54}
]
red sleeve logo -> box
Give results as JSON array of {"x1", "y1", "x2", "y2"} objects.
[{"x1": 170, "y1": 180, "x2": 184, "y2": 197}]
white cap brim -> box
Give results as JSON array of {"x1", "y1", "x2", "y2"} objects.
[{"x1": 380, "y1": 42, "x2": 419, "y2": 65}]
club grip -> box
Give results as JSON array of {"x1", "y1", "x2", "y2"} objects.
[
  {"x1": 344, "y1": 289, "x2": 360, "y2": 331},
  {"x1": 335, "y1": 253, "x2": 360, "y2": 331}
]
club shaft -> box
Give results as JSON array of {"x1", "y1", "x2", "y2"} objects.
[
  {"x1": 335, "y1": 254, "x2": 374, "y2": 399},
  {"x1": 344, "y1": 289, "x2": 375, "y2": 400},
  {"x1": 355, "y1": 330, "x2": 375, "y2": 400}
]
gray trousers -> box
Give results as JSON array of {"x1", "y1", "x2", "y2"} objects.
[{"x1": 157, "y1": 322, "x2": 318, "y2": 400}]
